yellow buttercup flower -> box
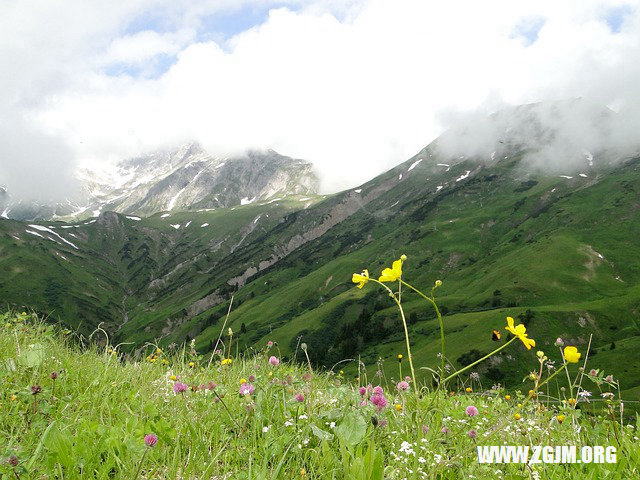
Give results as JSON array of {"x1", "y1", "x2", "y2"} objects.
[
  {"x1": 240, "y1": 378, "x2": 247, "y2": 384},
  {"x1": 563, "y1": 346, "x2": 581, "y2": 364},
  {"x1": 514, "y1": 413, "x2": 521, "y2": 421},
  {"x1": 505, "y1": 395, "x2": 511, "y2": 401},
  {"x1": 378, "y1": 257, "x2": 404, "y2": 283},
  {"x1": 352, "y1": 269, "x2": 370, "y2": 289},
  {"x1": 395, "y1": 404, "x2": 403, "y2": 412},
  {"x1": 505, "y1": 317, "x2": 535, "y2": 350},
  {"x1": 221, "y1": 358, "x2": 232, "y2": 366},
  {"x1": 188, "y1": 362, "x2": 195, "y2": 368},
  {"x1": 557, "y1": 414, "x2": 566, "y2": 424},
  {"x1": 169, "y1": 375, "x2": 177, "y2": 381},
  {"x1": 465, "y1": 387, "x2": 472, "y2": 393}
]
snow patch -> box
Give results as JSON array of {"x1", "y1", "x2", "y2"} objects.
[
  {"x1": 579, "y1": 173, "x2": 588, "y2": 178},
  {"x1": 170, "y1": 224, "x2": 181, "y2": 230},
  {"x1": 354, "y1": 189, "x2": 362, "y2": 194},
  {"x1": 437, "y1": 163, "x2": 450, "y2": 167},
  {"x1": 167, "y1": 186, "x2": 187, "y2": 210},
  {"x1": 241, "y1": 196, "x2": 256, "y2": 205},
  {"x1": 455, "y1": 170, "x2": 471, "y2": 182},
  {"x1": 28, "y1": 225, "x2": 79, "y2": 249},
  {"x1": 184, "y1": 221, "x2": 192, "y2": 228},
  {"x1": 200, "y1": 223, "x2": 209, "y2": 227},
  {"x1": 126, "y1": 216, "x2": 141, "y2": 221},
  {"x1": 559, "y1": 175, "x2": 573, "y2": 179},
  {"x1": 408, "y1": 159, "x2": 423, "y2": 171},
  {"x1": 26, "y1": 230, "x2": 44, "y2": 238},
  {"x1": 1, "y1": 208, "x2": 9, "y2": 219},
  {"x1": 215, "y1": 162, "x2": 226, "y2": 169},
  {"x1": 436, "y1": 185, "x2": 443, "y2": 192},
  {"x1": 253, "y1": 214, "x2": 262, "y2": 224},
  {"x1": 398, "y1": 174, "x2": 403, "y2": 180},
  {"x1": 160, "y1": 213, "x2": 170, "y2": 218}
]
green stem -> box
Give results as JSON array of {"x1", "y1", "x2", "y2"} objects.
[
  {"x1": 132, "y1": 448, "x2": 149, "y2": 480},
  {"x1": 371, "y1": 279, "x2": 418, "y2": 396},
  {"x1": 400, "y1": 281, "x2": 446, "y2": 382},
  {"x1": 443, "y1": 337, "x2": 517, "y2": 384}
]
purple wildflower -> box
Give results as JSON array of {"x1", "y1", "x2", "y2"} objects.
[
  {"x1": 466, "y1": 405, "x2": 479, "y2": 417},
  {"x1": 269, "y1": 356, "x2": 280, "y2": 366},
  {"x1": 173, "y1": 382, "x2": 188, "y2": 394},
  {"x1": 359, "y1": 386, "x2": 366, "y2": 396},
  {"x1": 50, "y1": 372, "x2": 58, "y2": 380},
  {"x1": 372, "y1": 385, "x2": 383, "y2": 395},
  {"x1": 468, "y1": 429, "x2": 477, "y2": 439},
  {"x1": 144, "y1": 433, "x2": 158, "y2": 447},
  {"x1": 421, "y1": 424, "x2": 429, "y2": 434},
  {"x1": 294, "y1": 393, "x2": 305, "y2": 402},
  {"x1": 397, "y1": 381, "x2": 410, "y2": 391},
  {"x1": 239, "y1": 382, "x2": 255, "y2": 396},
  {"x1": 370, "y1": 393, "x2": 388, "y2": 412}
]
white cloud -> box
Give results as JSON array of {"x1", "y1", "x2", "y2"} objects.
[{"x1": 2, "y1": 0, "x2": 640, "y2": 201}]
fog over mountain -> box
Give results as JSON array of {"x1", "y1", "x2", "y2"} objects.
[{"x1": 1, "y1": 1, "x2": 640, "y2": 202}]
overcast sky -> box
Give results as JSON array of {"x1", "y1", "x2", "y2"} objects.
[{"x1": 1, "y1": 0, "x2": 639, "y2": 201}]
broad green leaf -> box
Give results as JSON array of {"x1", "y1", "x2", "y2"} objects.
[{"x1": 335, "y1": 413, "x2": 367, "y2": 448}]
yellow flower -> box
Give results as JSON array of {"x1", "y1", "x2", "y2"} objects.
[
  {"x1": 528, "y1": 390, "x2": 536, "y2": 398},
  {"x1": 395, "y1": 404, "x2": 403, "y2": 412},
  {"x1": 149, "y1": 358, "x2": 156, "y2": 363},
  {"x1": 505, "y1": 317, "x2": 536, "y2": 350},
  {"x1": 188, "y1": 362, "x2": 195, "y2": 368},
  {"x1": 300, "y1": 468, "x2": 307, "y2": 477},
  {"x1": 557, "y1": 414, "x2": 566, "y2": 424},
  {"x1": 221, "y1": 358, "x2": 232, "y2": 366},
  {"x1": 156, "y1": 348, "x2": 163, "y2": 354},
  {"x1": 563, "y1": 346, "x2": 581, "y2": 364},
  {"x1": 352, "y1": 269, "x2": 370, "y2": 289},
  {"x1": 514, "y1": 413, "x2": 521, "y2": 421},
  {"x1": 9, "y1": 394, "x2": 16, "y2": 401},
  {"x1": 505, "y1": 395, "x2": 511, "y2": 401},
  {"x1": 379, "y1": 258, "x2": 404, "y2": 282},
  {"x1": 169, "y1": 375, "x2": 177, "y2": 381},
  {"x1": 397, "y1": 354, "x2": 403, "y2": 361},
  {"x1": 567, "y1": 398, "x2": 576, "y2": 406},
  {"x1": 465, "y1": 387, "x2": 473, "y2": 393},
  {"x1": 240, "y1": 378, "x2": 247, "y2": 384},
  {"x1": 162, "y1": 359, "x2": 169, "y2": 365},
  {"x1": 268, "y1": 371, "x2": 273, "y2": 377}
]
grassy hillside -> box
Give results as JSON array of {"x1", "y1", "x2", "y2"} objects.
[
  {"x1": 1, "y1": 312, "x2": 638, "y2": 478},
  {"x1": 1, "y1": 144, "x2": 640, "y2": 399}
]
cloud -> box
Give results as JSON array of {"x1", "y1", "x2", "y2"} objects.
[{"x1": 2, "y1": 0, "x2": 640, "y2": 202}]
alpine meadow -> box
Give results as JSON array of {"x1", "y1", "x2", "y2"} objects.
[{"x1": 2, "y1": 1, "x2": 640, "y2": 478}]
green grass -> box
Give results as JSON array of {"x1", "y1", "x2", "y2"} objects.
[
  {"x1": 2, "y1": 151, "x2": 640, "y2": 404},
  {"x1": 1, "y1": 311, "x2": 639, "y2": 479}
]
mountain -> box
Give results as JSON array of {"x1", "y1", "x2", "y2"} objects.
[
  {"x1": 2, "y1": 107, "x2": 640, "y2": 399},
  {"x1": 2, "y1": 144, "x2": 319, "y2": 220}
]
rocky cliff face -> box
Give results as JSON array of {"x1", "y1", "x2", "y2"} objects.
[{"x1": 3, "y1": 144, "x2": 319, "y2": 220}]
